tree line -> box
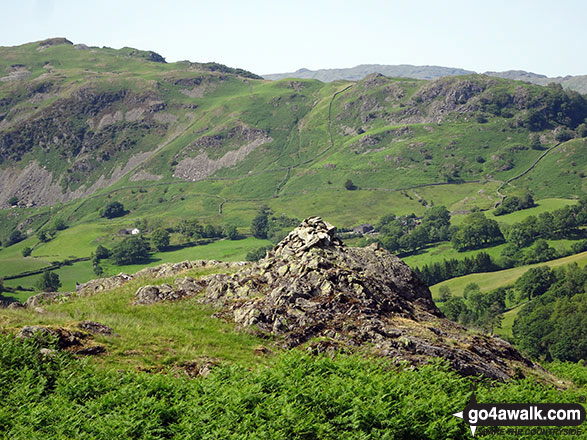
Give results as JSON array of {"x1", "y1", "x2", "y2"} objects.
[
  {"x1": 513, "y1": 263, "x2": 587, "y2": 362},
  {"x1": 399, "y1": 198, "x2": 587, "y2": 285}
]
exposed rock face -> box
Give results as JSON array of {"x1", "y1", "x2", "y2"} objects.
[{"x1": 191, "y1": 217, "x2": 536, "y2": 381}]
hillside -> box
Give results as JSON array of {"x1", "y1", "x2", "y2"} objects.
[
  {"x1": 265, "y1": 64, "x2": 587, "y2": 94},
  {"x1": 0, "y1": 38, "x2": 586, "y2": 293}
]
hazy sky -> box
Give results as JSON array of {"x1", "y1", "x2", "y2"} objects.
[{"x1": 1, "y1": 0, "x2": 585, "y2": 77}]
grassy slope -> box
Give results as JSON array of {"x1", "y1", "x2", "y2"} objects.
[
  {"x1": 0, "y1": 267, "x2": 270, "y2": 370},
  {"x1": 429, "y1": 251, "x2": 587, "y2": 339}
]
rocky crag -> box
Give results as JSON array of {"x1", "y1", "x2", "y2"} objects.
[
  {"x1": 19, "y1": 217, "x2": 537, "y2": 380},
  {"x1": 137, "y1": 217, "x2": 536, "y2": 381}
]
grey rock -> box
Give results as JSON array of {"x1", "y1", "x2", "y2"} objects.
[
  {"x1": 78, "y1": 320, "x2": 116, "y2": 336},
  {"x1": 193, "y1": 216, "x2": 536, "y2": 381},
  {"x1": 25, "y1": 291, "x2": 72, "y2": 308}
]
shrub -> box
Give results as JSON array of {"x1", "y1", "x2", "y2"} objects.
[
  {"x1": 100, "y1": 201, "x2": 125, "y2": 219},
  {"x1": 53, "y1": 218, "x2": 68, "y2": 231},
  {"x1": 6, "y1": 230, "x2": 25, "y2": 246},
  {"x1": 95, "y1": 245, "x2": 111, "y2": 260},
  {"x1": 225, "y1": 225, "x2": 239, "y2": 240},
  {"x1": 246, "y1": 246, "x2": 272, "y2": 262},
  {"x1": 344, "y1": 179, "x2": 356, "y2": 190}
]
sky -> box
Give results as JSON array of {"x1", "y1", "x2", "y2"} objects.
[{"x1": 1, "y1": 0, "x2": 585, "y2": 77}]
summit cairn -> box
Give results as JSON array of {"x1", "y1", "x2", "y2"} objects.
[
  {"x1": 272, "y1": 216, "x2": 342, "y2": 256},
  {"x1": 194, "y1": 217, "x2": 536, "y2": 381}
]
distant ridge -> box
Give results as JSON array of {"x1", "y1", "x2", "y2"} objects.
[
  {"x1": 264, "y1": 65, "x2": 587, "y2": 94},
  {"x1": 263, "y1": 64, "x2": 475, "y2": 82}
]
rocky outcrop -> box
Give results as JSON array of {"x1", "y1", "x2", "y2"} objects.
[
  {"x1": 77, "y1": 321, "x2": 116, "y2": 336},
  {"x1": 16, "y1": 325, "x2": 106, "y2": 355},
  {"x1": 187, "y1": 217, "x2": 537, "y2": 381},
  {"x1": 25, "y1": 291, "x2": 73, "y2": 308},
  {"x1": 21, "y1": 260, "x2": 248, "y2": 309}
]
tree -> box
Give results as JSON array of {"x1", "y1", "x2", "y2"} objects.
[
  {"x1": 151, "y1": 228, "x2": 170, "y2": 251},
  {"x1": 515, "y1": 266, "x2": 556, "y2": 301},
  {"x1": 529, "y1": 134, "x2": 542, "y2": 150},
  {"x1": 441, "y1": 297, "x2": 468, "y2": 322},
  {"x1": 178, "y1": 219, "x2": 203, "y2": 241},
  {"x1": 483, "y1": 302, "x2": 504, "y2": 334},
  {"x1": 463, "y1": 283, "x2": 481, "y2": 299},
  {"x1": 438, "y1": 286, "x2": 452, "y2": 302},
  {"x1": 112, "y1": 236, "x2": 150, "y2": 265},
  {"x1": 6, "y1": 230, "x2": 25, "y2": 246},
  {"x1": 95, "y1": 245, "x2": 111, "y2": 260},
  {"x1": 245, "y1": 245, "x2": 272, "y2": 262},
  {"x1": 451, "y1": 212, "x2": 503, "y2": 251},
  {"x1": 203, "y1": 224, "x2": 219, "y2": 238},
  {"x1": 7, "y1": 196, "x2": 18, "y2": 206},
  {"x1": 251, "y1": 209, "x2": 269, "y2": 239},
  {"x1": 21, "y1": 247, "x2": 32, "y2": 257},
  {"x1": 37, "y1": 230, "x2": 53, "y2": 243},
  {"x1": 421, "y1": 206, "x2": 451, "y2": 242},
  {"x1": 225, "y1": 225, "x2": 239, "y2": 240},
  {"x1": 36, "y1": 271, "x2": 61, "y2": 292},
  {"x1": 554, "y1": 128, "x2": 574, "y2": 142},
  {"x1": 523, "y1": 239, "x2": 557, "y2": 264},
  {"x1": 93, "y1": 264, "x2": 104, "y2": 276},
  {"x1": 53, "y1": 218, "x2": 68, "y2": 231},
  {"x1": 100, "y1": 201, "x2": 125, "y2": 219}
]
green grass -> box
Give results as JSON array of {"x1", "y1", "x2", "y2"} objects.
[
  {"x1": 0, "y1": 267, "x2": 269, "y2": 370},
  {"x1": 0, "y1": 256, "x2": 51, "y2": 277},
  {"x1": 2, "y1": 237, "x2": 271, "y2": 301},
  {"x1": 101, "y1": 237, "x2": 271, "y2": 276},
  {"x1": 404, "y1": 236, "x2": 583, "y2": 269},
  {"x1": 505, "y1": 138, "x2": 587, "y2": 199},
  {"x1": 0, "y1": 332, "x2": 585, "y2": 440},
  {"x1": 403, "y1": 242, "x2": 507, "y2": 269},
  {"x1": 1, "y1": 41, "x2": 586, "y2": 293},
  {"x1": 496, "y1": 304, "x2": 524, "y2": 339}
]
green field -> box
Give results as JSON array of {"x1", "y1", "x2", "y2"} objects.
[
  {"x1": 486, "y1": 198, "x2": 578, "y2": 225},
  {"x1": 497, "y1": 304, "x2": 524, "y2": 339},
  {"x1": 2, "y1": 40, "x2": 585, "y2": 280},
  {"x1": 2, "y1": 237, "x2": 270, "y2": 301},
  {"x1": 429, "y1": 251, "x2": 587, "y2": 299}
]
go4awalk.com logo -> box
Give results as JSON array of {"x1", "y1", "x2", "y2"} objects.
[{"x1": 453, "y1": 392, "x2": 585, "y2": 437}]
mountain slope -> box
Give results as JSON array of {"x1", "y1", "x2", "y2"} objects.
[
  {"x1": 2, "y1": 39, "x2": 585, "y2": 209},
  {"x1": 0, "y1": 39, "x2": 586, "y2": 278}
]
